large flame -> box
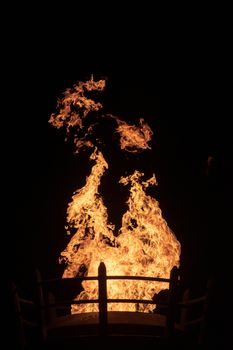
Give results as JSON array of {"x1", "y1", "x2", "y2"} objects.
[{"x1": 50, "y1": 77, "x2": 181, "y2": 313}]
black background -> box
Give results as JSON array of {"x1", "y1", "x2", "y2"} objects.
[{"x1": 3, "y1": 10, "x2": 232, "y2": 347}]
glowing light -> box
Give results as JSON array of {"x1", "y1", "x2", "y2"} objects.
[{"x1": 49, "y1": 77, "x2": 181, "y2": 313}]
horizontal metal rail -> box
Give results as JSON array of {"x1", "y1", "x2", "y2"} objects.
[{"x1": 37, "y1": 275, "x2": 170, "y2": 285}]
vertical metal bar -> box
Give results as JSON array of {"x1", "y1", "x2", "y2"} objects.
[
  {"x1": 166, "y1": 266, "x2": 179, "y2": 339},
  {"x1": 35, "y1": 269, "x2": 47, "y2": 343},
  {"x1": 10, "y1": 281, "x2": 26, "y2": 347},
  {"x1": 98, "y1": 262, "x2": 108, "y2": 336}
]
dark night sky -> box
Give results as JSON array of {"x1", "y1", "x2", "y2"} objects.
[
  {"x1": 4, "y1": 19, "x2": 232, "y2": 299},
  {"x1": 2, "y1": 12, "x2": 232, "y2": 348}
]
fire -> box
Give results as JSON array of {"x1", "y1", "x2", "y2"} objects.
[
  {"x1": 49, "y1": 77, "x2": 181, "y2": 313},
  {"x1": 107, "y1": 114, "x2": 153, "y2": 153},
  {"x1": 49, "y1": 76, "x2": 105, "y2": 152}
]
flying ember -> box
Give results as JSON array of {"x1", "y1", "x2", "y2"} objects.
[{"x1": 49, "y1": 76, "x2": 181, "y2": 313}]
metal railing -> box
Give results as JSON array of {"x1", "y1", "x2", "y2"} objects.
[{"x1": 35, "y1": 262, "x2": 179, "y2": 339}]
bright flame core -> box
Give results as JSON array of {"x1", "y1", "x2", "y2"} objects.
[{"x1": 50, "y1": 77, "x2": 181, "y2": 313}]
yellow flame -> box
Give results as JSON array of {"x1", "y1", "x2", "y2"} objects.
[
  {"x1": 60, "y1": 152, "x2": 180, "y2": 313},
  {"x1": 50, "y1": 77, "x2": 181, "y2": 313}
]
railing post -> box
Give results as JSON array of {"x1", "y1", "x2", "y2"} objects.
[
  {"x1": 35, "y1": 269, "x2": 47, "y2": 344},
  {"x1": 98, "y1": 262, "x2": 108, "y2": 336},
  {"x1": 166, "y1": 266, "x2": 179, "y2": 340},
  {"x1": 10, "y1": 281, "x2": 26, "y2": 347}
]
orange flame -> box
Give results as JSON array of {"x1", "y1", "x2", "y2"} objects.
[
  {"x1": 50, "y1": 77, "x2": 181, "y2": 313},
  {"x1": 49, "y1": 76, "x2": 105, "y2": 152},
  {"x1": 106, "y1": 114, "x2": 153, "y2": 153}
]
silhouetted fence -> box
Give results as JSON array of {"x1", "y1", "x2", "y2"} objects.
[{"x1": 35, "y1": 262, "x2": 179, "y2": 340}]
